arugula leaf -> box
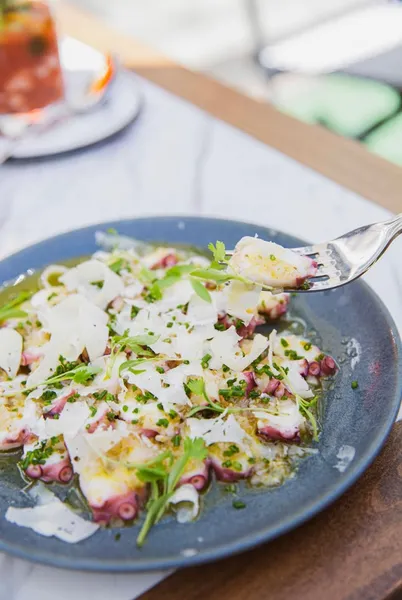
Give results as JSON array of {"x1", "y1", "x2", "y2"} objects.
[
  {"x1": 127, "y1": 333, "x2": 159, "y2": 346},
  {"x1": 119, "y1": 357, "x2": 159, "y2": 376},
  {"x1": 138, "y1": 267, "x2": 156, "y2": 283},
  {"x1": 190, "y1": 268, "x2": 246, "y2": 284},
  {"x1": 165, "y1": 264, "x2": 194, "y2": 277},
  {"x1": 189, "y1": 278, "x2": 211, "y2": 303},
  {"x1": 106, "y1": 332, "x2": 159, "y2": 378},
  {"x1": 110, "y1": 332, "x2": 159, "y2": 352}
]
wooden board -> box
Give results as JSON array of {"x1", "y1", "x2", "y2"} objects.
[
  {"x1": 57, "y1": 3, "x2": 402, "y2": 215},
  {"x1": 141, "y1": 422, "x2": 402, "y2": 600}
]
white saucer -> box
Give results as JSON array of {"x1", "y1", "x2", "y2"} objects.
[{"x1": 11, "y1": 38, "x2": 142, "y2": 159}]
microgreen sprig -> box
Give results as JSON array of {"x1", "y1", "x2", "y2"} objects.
[
  {"x1": 186, "y1": 377, "x2": 224, "y2": 416},
  {"x1": 106, "y1": 331, "x2": 159, "y2": 378},
  {"x1": 136, "y1": 437, "x2": 207, "y2": 546},
  {"x1": 0, "y1": 290, "x2": 34, "y2": 323}
]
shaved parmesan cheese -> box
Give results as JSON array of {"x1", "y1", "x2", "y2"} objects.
[
  {"x1": 267, "y1": 329, "x2": 278, "y2": 374},
  {"x1": 123, "y1": 281, "x2": 143, "y2": 298},
  {"x1": 209, "y1": 327, "x2": 241, "y2": 370},
  {"x1": 80, "y1": 473, "x2": 130, "y2": 508},
  {"x1": 169, "y1": 484, "x2": 199, "y2": 523},
  {"x1": 27, "y1": 294, "x2": 108, "y2": 386},
  {"x1": 6, "y1": 488, "x2": 99, "y2": 543},
  {"x1": 20, "y1": 397, "x2": 47, "y2": 440},
  {"x1": 229, "y1": 236, "x2": 316, "y2": 288},
  {"x1": 274, "y1": 334, "x2": 320, "y2": 363},
  {"x1": 254, "y1": 399, "x2": 305, "y2": 435},
  {"x1": 77, "y1": 298, "x2": 109, "y2": 361},
  {"x1": 40, "y1": 264, "x2": 68, "y2": 289},
  {"x1": 334, "y1": 445, "x2": 355, "y2": 473},
  {"x1": 125, "y1": 364, "x2": 163, "y2": 398},
  {"x1": 186, "y1": 414, "x2": 251, "y2": 448},
  {"x1": 225, "y1": 280, "x2": 261, "y2": 325},
  {"x1": 158, "y1": 362, "x2": 203, "y2": 409},
  {"x1": 45, "y1": 401, "x2": 90, "y2": 438},
  {"x1": 283, "y1": 363, "x2": 314, "y2": 399},
  {"x1": 209, "y1": 327, "x2": 268, "y2": 371},
  {"x1": 64, "y1": 426, "x2": 127, "y2": 476},
  {"x1": 157, "y1": 280, "x2": 194, "y2": 311},
  {"x1": 60, "y1": 260, "x2": 124, "y2": 309},
  {"x1": 203, "y1": 369, "x2": 221, "y2": 400},
  {"x1": 0, "y1": 328, "x2": 22, "y2": 377},
  {"x1": 171, "y1": 327, "x2": 213, "y2": 362},
  {"x1": 31, "y1": 288, "x2": 57, "y2": 308},
  {"x1": 187, "y1": 294, "x2": 218, "y2": 326}
]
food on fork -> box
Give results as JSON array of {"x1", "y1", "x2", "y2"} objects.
[{"x1": 229, "y1": 237, "x2": 318, "y2": 289}]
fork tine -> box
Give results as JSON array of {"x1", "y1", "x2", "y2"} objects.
[{"x1": 290, "y1": 246, "x2": 319, "y2": 257}]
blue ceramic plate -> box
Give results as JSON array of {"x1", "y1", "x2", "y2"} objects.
[{"x1": 0, "y1": 216, "x2": 401, "y2": 572}]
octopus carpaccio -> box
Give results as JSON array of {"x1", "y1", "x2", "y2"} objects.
[{"x1": 0, "y1": 234, "x2": 336, "y2": 546}]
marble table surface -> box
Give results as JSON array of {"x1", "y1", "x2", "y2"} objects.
[{"x1": 1, "y1": 75, "x2": 401, "y2": 600}]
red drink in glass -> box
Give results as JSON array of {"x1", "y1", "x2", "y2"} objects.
[{"x1": 0, "y1": 1, "x2": 64, "y2": 114}]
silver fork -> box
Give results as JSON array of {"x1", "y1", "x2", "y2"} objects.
[{"x1": 230, "y1": 213, "x2": 402, "y2": 292}]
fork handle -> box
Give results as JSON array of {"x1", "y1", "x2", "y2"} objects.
[{"x1": 385, "y1": 213, "x2": 402, "y2": 241}]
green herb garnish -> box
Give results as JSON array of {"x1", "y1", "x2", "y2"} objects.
[{"x1": 136, "y1": 438, "x2": 207, "y2": 546}]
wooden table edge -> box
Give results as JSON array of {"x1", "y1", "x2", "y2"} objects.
[
  {"x1": 57, "y1": 5, "x2": 402, "y2": 599},
  {"x1": 58, "y1": 2, "x2": 402, "y2": 215}
]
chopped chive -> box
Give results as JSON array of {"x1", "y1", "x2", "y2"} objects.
[
  {"x1": 232, "y1": 500, "x2": 246, "y2": 509},
  {"x1": 172, "y1": 434, "x2": 181, "y2": 447},
  {"x1": 351, "y1": 380, "x2": 359, "y2": 389},
  {"x1": 201, "y1": 353, "x2": 212, "y2": 369},
  {"x1": 224, "y1": 484, "x2": 236, "y2": 493}
]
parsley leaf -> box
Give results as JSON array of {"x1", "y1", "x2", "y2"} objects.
[
  {"x1": 186, "y1": 377, "x2": 224, "y2": 416},
  {"x1": 208, "y1": 241, "x2": 226, "y2": 263}
]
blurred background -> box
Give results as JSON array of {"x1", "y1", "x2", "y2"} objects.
[{"x1": 69, "y1": 0, "x2": 402, "y2": 166}]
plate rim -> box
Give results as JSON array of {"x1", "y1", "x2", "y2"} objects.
[
  {"x1": 11, "y1": 69, "x2": 142, "y2": 160},
  {"x1": 0, "y1": 215, "x2": 401, "y2": 572}
]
